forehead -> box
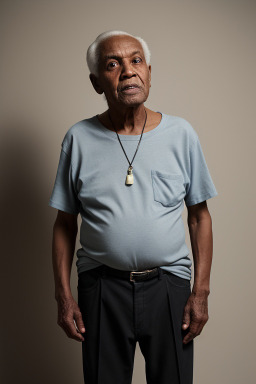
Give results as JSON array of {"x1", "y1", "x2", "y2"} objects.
[{"x1": 98, "y1": 35, "x2": 144, "y2": 61}]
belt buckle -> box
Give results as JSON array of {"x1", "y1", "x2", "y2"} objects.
[{"x1": 130, "y1": 269, "x2": 152, "y2": 282}]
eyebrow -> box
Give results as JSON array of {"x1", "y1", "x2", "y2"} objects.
[{"x1": 103, "y1": 50, "x2": 142, "y2": 62}]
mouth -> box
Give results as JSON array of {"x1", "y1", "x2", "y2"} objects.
[
  {"x1": 120, "y1": 84, "x2": 140, "y2": 91},
  {"x1": 119, "y1": 84, "x2": 141, "y2": 94}
]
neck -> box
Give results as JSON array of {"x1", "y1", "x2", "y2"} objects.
[{"x1": 107, "y1": 105, "x2": 147, "y2": 134}]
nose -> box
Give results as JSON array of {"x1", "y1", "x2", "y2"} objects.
[{"x1": 120, "y1": 61, "x2": 136, "y2": 79}]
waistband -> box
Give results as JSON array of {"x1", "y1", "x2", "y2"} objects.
[{"x1": 84, "y1": 265, "x2": 170, "y2": 282}]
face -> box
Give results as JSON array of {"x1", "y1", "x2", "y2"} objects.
[{"x1": 90, "y1": 35, "x2": 151, "y2": 108}]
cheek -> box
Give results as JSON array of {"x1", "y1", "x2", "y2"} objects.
[
  {"x1": 140, "y1": 71, "x2": 151, "y2": 88},
  {"x1": 104, "y1": 84, "x2": 117, "y2": 98},
  {"x1": 143, "y1": 78, "x2": 151, "y2": 93},
  {"x1": 107, "y1": 79, "x2": 119, "y2": 94}
]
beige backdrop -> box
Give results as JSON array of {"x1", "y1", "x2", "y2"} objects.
[{"x1": 1, "y1": 0, "x2": 255, "y2": 383}]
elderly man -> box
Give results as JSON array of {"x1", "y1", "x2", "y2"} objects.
[{"x1": 48, "y1": 30, "x2": 218, "y2": 384}]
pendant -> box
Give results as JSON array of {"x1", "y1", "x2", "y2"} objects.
[{"x1": 126, "y1": 166, "x2": 134, "y2": 185}]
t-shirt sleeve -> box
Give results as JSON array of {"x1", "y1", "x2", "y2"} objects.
[
  {"x1": 48, "y1": 148, "x2": 81, "y2": 215},
  {"x1": 184, "y1": 135, "x2": 218, "y2": 207}
]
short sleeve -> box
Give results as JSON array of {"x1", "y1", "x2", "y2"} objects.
[
  {"x1": 184, "y1": 136, "x2": 218, "y2": 207},
  {"x1": 48, "y1": 148, "x2": 80, "y2": 214}
]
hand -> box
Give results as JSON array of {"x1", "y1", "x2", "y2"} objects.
[
  {"x1": 182, "y1": 290, "x2": 209, "y2": 344},
  {"x1": 56, "y1": 294, "x2": 86, "y2": 342}
]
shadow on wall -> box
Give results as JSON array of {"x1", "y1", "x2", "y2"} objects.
[{"x1": 0, "y1": 119, "x2": 84, "y2": 384}]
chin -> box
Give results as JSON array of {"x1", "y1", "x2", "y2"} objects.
[{"x1": 118, "y1": 95, "x2": 148, "y2": 107}]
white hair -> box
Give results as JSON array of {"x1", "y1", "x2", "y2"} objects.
[{"x1": 86, "y1": 30, "x2": 151, "y2": 77}]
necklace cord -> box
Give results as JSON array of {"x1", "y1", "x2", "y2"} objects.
[{"x1": 107, "y1": 108, "x2": 148, "y2": 168}]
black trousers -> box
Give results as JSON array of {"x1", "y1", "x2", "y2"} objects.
[{"x1": 77, "y1": 265, "x2": 193, "y2": 384}]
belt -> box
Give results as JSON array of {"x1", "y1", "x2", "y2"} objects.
[{"x1": 98, "y1": 265, "x2": 169, "y2": 282}]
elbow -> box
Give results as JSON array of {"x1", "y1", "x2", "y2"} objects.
[
  {"x1": 54, "y1": 210, "x2": 78, "y2": 233},
  {"x1": 187, "y1": 201, "x2": 212, "y2": 226}
]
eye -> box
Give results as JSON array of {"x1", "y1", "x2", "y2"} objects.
[
  {"x1": 133, "y1": 57, "x2": 142, "y2": 63},
  {"x1": 107, "y1": 61, "x2": 118, "y2": 69}
]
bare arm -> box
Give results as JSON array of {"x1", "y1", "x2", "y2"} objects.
[
  {"x1": 182, "y1": 201, "x2": 213, "y2": 344},
  {"x1": 188, "y1": 201, "x2": 213, "y2": 294},
  {"x1": 52, "y1": 210, "x2": 78, "y2": 300},
  {"x1": 51, "y1": 210, "x2": 85, "y2": 342}
]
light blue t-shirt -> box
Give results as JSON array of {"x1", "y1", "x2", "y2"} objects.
[{"x1": 48, "y1": 112, "x2": 218, "y2": 280}]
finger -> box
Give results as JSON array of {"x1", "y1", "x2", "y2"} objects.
[
  {"x1": 74, "y1": 311, "x2": 86, "y2": 334},
  {"x1": 183, "y1": 320, "x2": 202, "y2": 344},
  {"x1": 69, "y1": 319, "x2": 85, "y2": 341},
  {"x1": 183, "y1": 330, "x2": 195, "y2": 344},
  {"x1": 195, "y1": 319, "x2": 208, "y2": 336},
  {"x1": 73, "y1": 320, "x2": 86, "y2": 342},
  {"x1": 61, "y1": 318, "x2": 85, "y2": 342},
  {"x1": 182, "y1": 306, "x2": 191, "y2": 330}
]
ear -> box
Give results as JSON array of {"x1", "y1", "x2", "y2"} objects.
[
  {"x1": 89, "y1": 74, "x2": 104, "y2": 94},
  {"x1": 148, "y1": 65, "x2": 151, "y2": 87}
]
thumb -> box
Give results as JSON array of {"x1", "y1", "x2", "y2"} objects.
[
  {"x1": 182, "y1": 307, "x2": 190, "y2": 330},
  {"x1": 74, "y1": 311, "x2": 86, "y2": 333}
]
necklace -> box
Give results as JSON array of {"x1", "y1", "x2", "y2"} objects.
[{"x1": 107, "y1": 108, "x2": 148, "y2": 185}]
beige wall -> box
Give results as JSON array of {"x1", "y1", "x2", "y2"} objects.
[{"x1": 1, "y1": 0, "x2": 255, "y2": 383}]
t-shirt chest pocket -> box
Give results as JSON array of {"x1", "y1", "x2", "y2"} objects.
[{"x1": 151, "y1": 170, "x2": 186, "y2": 207}]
